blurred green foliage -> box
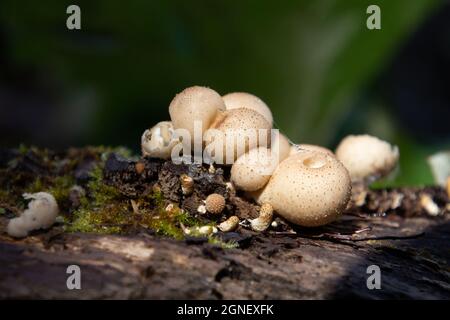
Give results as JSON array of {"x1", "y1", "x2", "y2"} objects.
[{"x1": 0, "y1": 0, "x2": 446, "y2": 186}]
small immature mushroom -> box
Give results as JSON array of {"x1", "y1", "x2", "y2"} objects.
[
  {"x1": 135, "y1": 161, "x2": 145, "y2": 174},
  {"x1": 182, "y1": 225, "x2": 217, "y2": 236},
  {"x1": 250, "y1": 203, "x2": 273, "y2": 232},
  {"x1": 335, "y1": 134, "x2": 399, "y2": 182},
  {"x1": 290, "y1": 144, "x2": 334, "y2": 157},
  {"x1": 204, "y1": 108, "x2": 272, "y2": 164},
  {"x1": 420, "y1": 194, "x2": 440, "y2": 216},
  {"x1": 141, "y1": 121, "x2": 178, "y2": 159},
  {"x1": 7, "y1": 192, "x2": 59, "y2": 238},
  {"x1": 254, "y1": 150, "x2": 352, "y2": 227},
  {"x1": 218, "y1": 216, "x2": 240, "y2": 232},
  {"x1": 222, "y1": 92, "x2": 273, "y2": 125},
  {"x1": 197, "y1": 204, "x2": 207, "y2": 214},
  {"x1": 231, "y1": 147, "x2": 278, "y2": 192},
  {"x1": 180, "y1": 174, "x2": 194, "y2": 195},
  {"x1": 165, "y1": 203, "x2": 176, "y2": 213},
  {"x1": 169, "y1": 86, "x2": 226, "y2": 139},
  {"x1": 198, "y1": 225, "x2": 216, "y2": 236},
  {"x1": 205, "y1": 193, "x2": 226, "y2": 214},
  {"x1": 225, "y1": 182, "x2": 236, "y2": 194}
]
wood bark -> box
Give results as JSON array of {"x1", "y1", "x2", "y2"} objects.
[{"x1": 0, "y1": 150, "x2": 449, "y2": 299}]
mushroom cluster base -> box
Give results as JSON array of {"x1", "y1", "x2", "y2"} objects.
[{"x1": 0, "y1": 147, "x2": 449, "y2": 299}]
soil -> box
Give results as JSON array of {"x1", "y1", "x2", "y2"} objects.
[{"x1": 0, "y1": 148, "x2": 449, "y2": 299}]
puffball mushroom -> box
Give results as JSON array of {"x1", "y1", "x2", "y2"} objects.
[
  {"x1": 253, "y1": 150, "x2": 352, "y2": 227},
  {"x1": 204, "y1": 108, "x2": 272, "y2": 164},
  {"x1": 335, "y1": 134, "x2": 399, "y2": 182},
  {"x1": 231, "y1": 147, "x2": 278, "y2": 192},
  {"x1": 250, "y1": 203, "x2": 273, "y2": 232},
  {"x1": 222, "y1": 92, "x2": 273, "y2": 125},
  {"x1": 169, "y1": 86, "x2": 226, "y2": 139},
  {"x1": 7, "y1": 192, "x2": 59, "y2": 238},
  {"x1": 218, "y1": 216, "x2": 240, "y2": 232},
  {"x1": 205, "y1": 193, "x2": 226, "y2": 214},
  {"x1": 141, "y1": 121, "x2": 179, "y2": 159}
]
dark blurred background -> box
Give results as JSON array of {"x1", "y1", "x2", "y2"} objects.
[{"x1": 1, "y1": 0, "x2": 449, "y2": 186}]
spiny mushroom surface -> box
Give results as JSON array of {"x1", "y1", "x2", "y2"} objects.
[
  {"x1": 253, "y1": 150, "x2": 352, "y2": 227},
  {"x1": 205, "y1": 193, "x2": 226, "y2": 214},
  {"x1": 141, "y1": 121, "x2": 178, "y2": 159},
  {"x1": 222, "y1": 92, "x2": 273, "y2": 125},
  {"x1": 169, "y1": 86, "x2": 226, "y2": 139},
  {"x1": 204, "y1": 108, "x2": 272, "y2": 164},
  {"x1": 335, "y1": 134, "x2": 399, "y2": 181}
]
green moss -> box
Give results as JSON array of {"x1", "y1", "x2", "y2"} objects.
[
  {"x1": 87, "y1": 166, "x2": 121, "y2": 206},
  {"x1": 208, "y1": 236, "x2": 239, "y2": 249},
  {"x1": 67, "y1": 206, "x2": 129, "y2": 234},
  {"x1": 67, "y1": 165, "x2": 126, "y2": 233},
  {"x1": 1, "y1": 146, "x2": 236, "y2": 248},
  {"x1": 18, "y1": 144, "x2": 29, "y2": 155},
  {"x1": 26, "y1": 177, "x2": 45, "y2": 194},
  {"x1": 25, "y1": 175, "x2": 76, "y2": 204}
]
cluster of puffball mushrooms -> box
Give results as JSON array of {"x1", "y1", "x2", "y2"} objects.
[
  {"x1": 6, "y1": 86, "x2": 399, "y2": 238},
  {"x1": 142, "y1": 86, "x2": 400, "y2": 232}
]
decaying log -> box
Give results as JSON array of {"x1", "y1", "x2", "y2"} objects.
[{"x1": 0, "y1": 149, "x2": 449, "y2": 299}]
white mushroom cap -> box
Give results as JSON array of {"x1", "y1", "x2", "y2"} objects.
[
  {"x1": 169, "y1": 86, "x2": 226, "y2": 139},
  {"x1": 22, "y1": 192, "x2": 59, "y2": 228},
  {"x1": 141, "y1": 121, "x2": 179, "y2": 159},
  {"x1": 335, "y1": 134, "x2": 399, "y2": 181},
  {"x1": 290, "y1": 144, "x2": 334, "y2": 157},
  {"x1": 231, "y1": 147, "x2": 278, "y2": 191},
  {"x1": 7, "y1": 217, "x2": 29, "y2": 238},
  {"x1": 204, "y1": 108, "x2": 272, "y2": 164},
  {"x1": 222, "y1": 92, "x2": 273, "y2": 125},
  {"x1": 254, "y1": 150, "x2": 352, "y2": 227},
  {"x1": 7, "y1": 192, "x2": 59, "y2": 238}
]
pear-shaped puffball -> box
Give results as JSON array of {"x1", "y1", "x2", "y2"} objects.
[
  {"x1": 204, "y1": 108, "x2": 272, "y2": 164},
  {"x1": 222, "y1": 92, "x2": 273, "y2": 125},
  {"x1": 7, "y1": 192, "x2": 59, "y2": 238},
  {"x1": 169, "y1": 86, "x2": 226, "y2": 139},
  {"x1": 254, "y1": 150, "x2": 351, "y2": 227},
  {"x1": 141, "y1": 121, "x2": 179, "y2": 159},
  {"x1": 335, "y1": 134, "x2": 399, "y2": 181},
  {"x1": 290, "y1": 144, "x2": 334, "y2": 157},
  {"x1": 231, "y1": 147, "x2": 278, "y2": 192}
]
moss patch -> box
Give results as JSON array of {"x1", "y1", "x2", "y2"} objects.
[{"x1": 1, "y1": 145, "x2": 238, "y2": 249}]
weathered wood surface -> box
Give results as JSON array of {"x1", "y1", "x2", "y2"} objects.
[
  {"x1": 0, "y1": 149, "x2": 449, "y2": 299},
  {"x1": 1, "y1": 214, "x2": 449, "y2": 299}
]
